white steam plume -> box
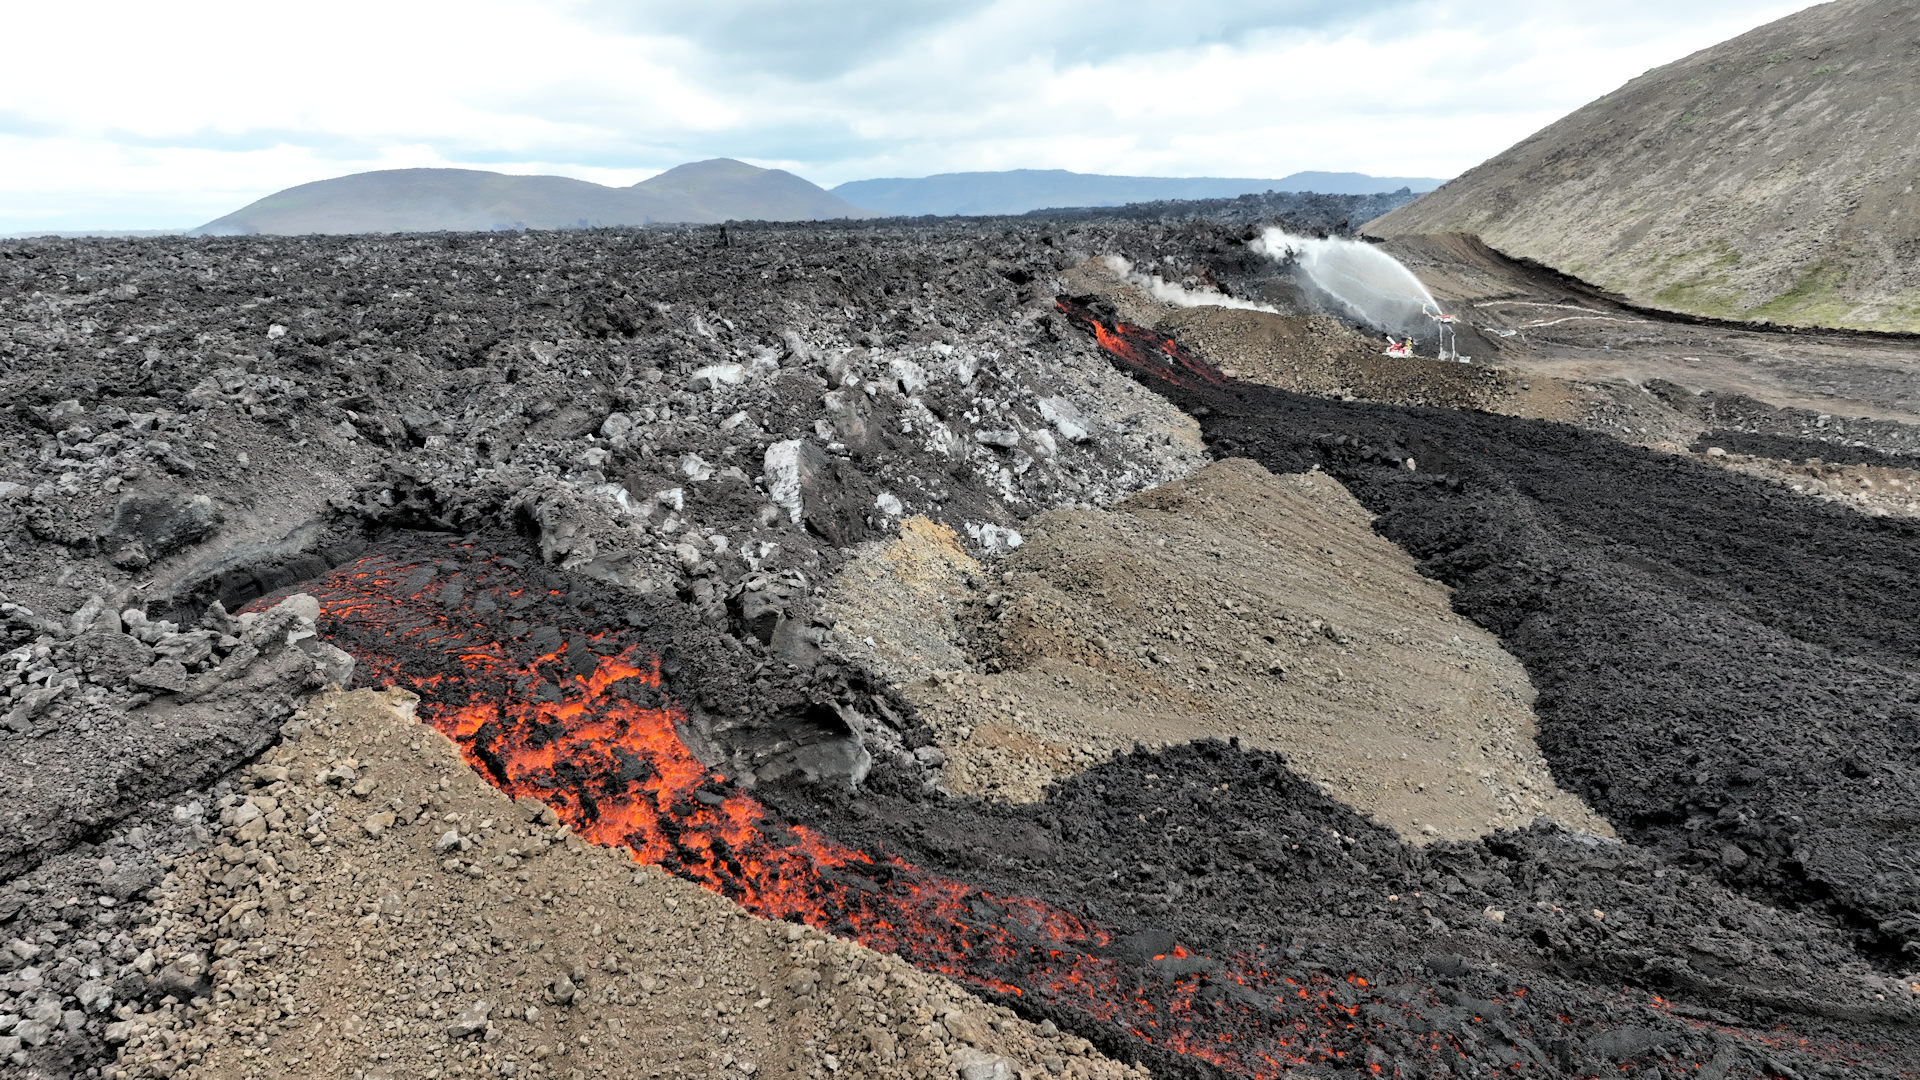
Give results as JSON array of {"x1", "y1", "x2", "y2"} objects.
[
  {"x1": 1099, "y1": 256, "x2": 1276, "y2": 313},
  {"x1": 1250, "y1": 228, "x2": 1439, "y2": 337}
]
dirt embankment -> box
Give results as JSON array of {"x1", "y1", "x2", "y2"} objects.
[
  {"x1": 1154, "y1": 308, "x2": 1507, "y2": 412},
  {"x1": 825, "y1": 459, "x2": 1611, "y2": 843},
  {"x1": 1059, "y1": 253, "x2": 1726, "y2": 457},
  {"x1": 111, "y1": 689, "x2": 1141, "y2": 1080},
  {"x1": 1060, "y1": 255, "x2": 1512, "y2": 414}
]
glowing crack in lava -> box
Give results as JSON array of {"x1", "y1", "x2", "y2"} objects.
[
  {"x1": 272, "y1": 544, "x2": 1902, "y2": 1077},
  {"x1": 1056, "y1": 296, "x2": 1228, "y2": 392},
  {"x1": 280, "y1": 543, "x2": 1512, "y2": 1076}
]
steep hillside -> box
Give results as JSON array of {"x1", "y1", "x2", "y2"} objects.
[
  {"x1": 1368, "y1": 0, "x2": 1920, "y2": 332},
  {"x1": 834, "y1": 168, "x2": 1444, "y2": 217},
  {"x1": 191, "y1": 159, "x2": 867, "y2": 235}
]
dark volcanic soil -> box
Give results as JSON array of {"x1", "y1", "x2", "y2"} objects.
[
  {"x1": 1688, "y1": 426, "x2": 1920, "y2": 468},
  {"x1": 1055, "y1": 300, "x2": 1920, "y2": 959},
  {"x1": 1681, "y1": 389, "x2": 1920, "y2": 465}
]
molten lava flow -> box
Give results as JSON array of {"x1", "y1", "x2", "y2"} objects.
[
  {"x1": 276, "y1": 543, "x2": 1502, "y2": 1075},
  {"x1": 1056, "y1": 296, "x2": 1228, "y2": 391}
]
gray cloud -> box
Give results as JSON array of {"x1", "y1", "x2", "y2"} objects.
[
  {"x1": 574, "y1": 0, "x2": 969, "y2": 80},
  {"x1": 1019, "y1": 0, "x2": 1422, "y2": 62},
  {"x1": 575, "y1": 0, "x2": 1433, "y2": 82},
  {"x1": 0, "y1": 0, "x2": 1819, "y2": 231}
]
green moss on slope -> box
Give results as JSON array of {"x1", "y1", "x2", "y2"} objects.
[
  {"x1": 1647, "y1": 247, "x2": 1745, "y2": 318},
  {"x1": 1742, "y1": 261, "x2": 1855, "y2": 325}
]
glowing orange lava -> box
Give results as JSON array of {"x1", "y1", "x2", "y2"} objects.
[{"x1": 1057, "y1": 296, "x2": 1227, "y2": 390}]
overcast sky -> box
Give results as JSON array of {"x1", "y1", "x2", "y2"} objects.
[{"x1": 1, "y1": 0, "x2": 1812, "y2": 232}]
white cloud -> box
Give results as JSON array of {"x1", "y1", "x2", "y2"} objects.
[{"x1": 0, "y1": 0, "x2": 1816, "y2": 231}]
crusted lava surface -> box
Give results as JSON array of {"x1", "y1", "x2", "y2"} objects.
[
  {"x1": 282, "y1": 542, "x2": 1511, "y2": 1078},
  {"x1": 783, "y1": 747, "x2": 1920, "y2": 1078},
  {"x1": 1057, "y1": 299, "x2": 1920, "y2": 947}
]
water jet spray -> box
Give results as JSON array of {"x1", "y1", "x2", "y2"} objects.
[{"x1": 1254, "y1": 228, "x2": 1466, "y2": 361}]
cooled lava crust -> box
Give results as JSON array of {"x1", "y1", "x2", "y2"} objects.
[{"x1": 284, "y1": 536, "x2": 1920, "y2": 1078}]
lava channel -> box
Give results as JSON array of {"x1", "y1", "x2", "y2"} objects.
[
  {"x1": 262, "y1": 541, "x2": 1543, "y2": 1076},
  {"x1": 1050, "y1": 296, "x2": 1917, "y2": 1080}
]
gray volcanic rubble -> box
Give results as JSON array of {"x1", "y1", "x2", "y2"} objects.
[
  {"x1": 2, "y1": 204, "x2": 1919, "y2": 1078},
  {"x1": 0, "y1": 221, "x2": 1224, "y2": 614},
  {"x1": 0, "y1": 594, "x2": 349, "y2": 1075},
  {"x1": 1674, "y1": 387, "x2": 1920, "y2": 465},
  {"x1": 1022, "y1": 189, "x2": 1420, "y2": 228}
]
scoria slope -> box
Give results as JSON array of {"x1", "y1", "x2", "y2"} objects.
[{"x1": 1368, "y1": 0, "x2": 1920, "y2": 332}]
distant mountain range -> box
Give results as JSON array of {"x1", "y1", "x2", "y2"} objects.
[
  {"x1": 831, "y1": 169, "x2": 1443, "y2": 217},
  {"x1": 182, "y1": 159, "x2": 1446, "y2": 236},
  {"x1": 191, "y1": 159, "x2": 866, "y2": 236}
]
